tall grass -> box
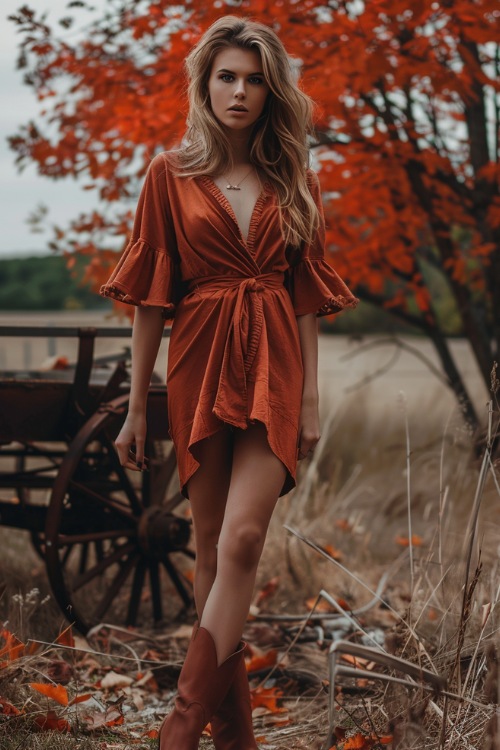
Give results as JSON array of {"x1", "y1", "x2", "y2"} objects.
[{"x1": 0, "y1": 386, "x2": 499, "y2": 749}]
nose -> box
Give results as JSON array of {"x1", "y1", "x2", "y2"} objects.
[{"x1": 234, "y1": 78, "x2": 246, "y2": 99}]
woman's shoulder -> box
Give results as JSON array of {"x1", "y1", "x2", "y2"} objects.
[{"x1": 148, "y1": 149, "x2": 183, "y2": 174}]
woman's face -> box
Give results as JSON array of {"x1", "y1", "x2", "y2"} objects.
[{"x1": 207, "y1": 46, "x2": 270, "y2": 132}]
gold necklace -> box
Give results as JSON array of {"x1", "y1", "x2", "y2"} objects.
[{"x1": 223, "y1": 166, "x2": 254, "y2": 191}]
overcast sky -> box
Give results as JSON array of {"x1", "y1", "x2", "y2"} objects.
[{"x1": 1, "y1": 0, "x2": 105, "y2": 258}]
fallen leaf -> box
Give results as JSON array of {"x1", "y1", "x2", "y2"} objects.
[
  {"x1": 80, "y1": 704, "x2": 124, "y2": 730},
  {"x1": 250, "y1": 686, "x2": 286, "y2": 714},
  {"x1": 395, "y1": 534, "x2": 423, "y2": 547},
  {"x1": 100, "y1": 670, "x2": 134, "y2": 689},
  {"x1": 246, "y1": 649, "x2": 278, "y2": 673},
  {"x1": 33, "y1": 710, "x2": 71, "y2": 733},
  {"x1": 254, "y1": 576, "x2": 280, "y2": 607},
  {"x1": 306, "y1": 597, "x2": 351, "y2": 613},
  {"x1": 69, "y1": 694, "x2": 93, "y2": 706},
  {"x1": 0, "y1": 697, "x2": 21, "y2": 715},
  {"x1": 56, "y1": 624, "x2": 75, "y2": 648},
  {"x1": 0, "y1": 629, "x2": 25, "y2": 664},
  {"x1": 30, "y1": 683, "x2": 69, "y2": 706},
  {"x1": 343, "y1": 733, "x2": 368, "y2": 749},
  {"x1": 340, "y1": 654, "x2": 376, "y2": 670},
  {"x1": 320, "y1": 543, "x2": 343, "y2": 560}
]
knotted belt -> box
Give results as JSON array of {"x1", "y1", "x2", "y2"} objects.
[{"x1": 187, "y1": 271, "x2": 285, "y2": 427}]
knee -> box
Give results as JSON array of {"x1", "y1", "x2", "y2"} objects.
[
  {"x1": 194, "y1": 525, "x2": 220, "y2": 571},
  {"x1": 220, "y1": 523, "x2": 265, "y2": 572}
]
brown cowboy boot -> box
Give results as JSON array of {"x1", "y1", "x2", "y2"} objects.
[
  {"x1": 157, "y1": 626, "x2": 245, "y2": 750},
  {"x1": 210, "y1": 648, "x2": 259, "y2": 750}
]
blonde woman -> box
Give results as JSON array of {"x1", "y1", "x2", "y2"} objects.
[{"x1": 100, "y1": 15, "x2": 357, "y2": 750}]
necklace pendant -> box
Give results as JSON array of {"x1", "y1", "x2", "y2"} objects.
[{"x1": 226, "y1": 184, "x2": 241, "y2": 190}]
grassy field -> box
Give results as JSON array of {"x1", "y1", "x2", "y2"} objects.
[{"x1": 0, "y1": 315, "x2": 498, "y2": 749}]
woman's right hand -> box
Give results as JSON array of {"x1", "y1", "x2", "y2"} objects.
[{"x1": 114, "y1": 411, "x2": 149, "y2": 472}]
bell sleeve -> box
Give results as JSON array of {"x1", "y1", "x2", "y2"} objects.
[
  {"x1": 286, "y1": 170, "x2": 359, "y2": 317},
  {"x1": 99, "y1": 153, "x2": 180, "y2": 320}
]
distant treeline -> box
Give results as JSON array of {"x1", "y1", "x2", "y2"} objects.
[
  {"x1": 0, "y1": 254, "x2": 460, "y2": 335},
  {"x1": 0, "y1": 255, "x2": 107, "y2": 312}
]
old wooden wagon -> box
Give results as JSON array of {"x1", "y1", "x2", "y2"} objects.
[{"x1": 0, "y1": 325, "x2": 194, "y2": 634}]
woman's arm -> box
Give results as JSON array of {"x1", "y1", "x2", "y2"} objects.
[
  {"x1": 296, "y1": 313, "x2": 321, "y2": 459},
  {"x1": 115, "y1": 306, "x2": 165, "y2": 471}
]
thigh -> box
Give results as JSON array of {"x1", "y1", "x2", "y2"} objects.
[
  {"x1": 222, "y1": 421, "x2": 287, "y2": 534},
  {"x1": 186, "y1": 427, "x2": 233, "y2": 539}
]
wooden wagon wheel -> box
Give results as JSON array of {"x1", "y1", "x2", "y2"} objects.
[{"x1": 44, "y1": 393, "x2": 195, "y2": 634}]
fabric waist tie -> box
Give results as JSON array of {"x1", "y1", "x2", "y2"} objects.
[
  {"x1": 188, "y1": 271, "x2": 285, "y2": 295},
  {"x1": 187, "y1": 272, "x2": 286, "y2": 428}
]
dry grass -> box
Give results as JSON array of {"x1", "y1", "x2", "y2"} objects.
[{"x1": 1, "y1": 386, "x2": 499, "y2": 749}]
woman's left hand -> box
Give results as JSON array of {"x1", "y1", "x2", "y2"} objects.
[{"x1": 297, "y1": 395, "x2": 321, "y2": 460}]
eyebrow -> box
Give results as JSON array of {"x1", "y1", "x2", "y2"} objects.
[{"x1": 216, "y1": 68, "x2": 264, "y2": 76}]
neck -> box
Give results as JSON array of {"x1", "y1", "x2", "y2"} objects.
[{"x1": 224, "y1": 127, "x2": 253, "y2": 166}]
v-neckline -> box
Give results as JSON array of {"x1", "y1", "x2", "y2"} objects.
[{"x1": 199, "y1": 175, "x2": 270, "y2": 252}]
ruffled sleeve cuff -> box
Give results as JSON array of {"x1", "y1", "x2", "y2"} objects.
[
  {"x1": 99, "y1": 239, "x2": 177, "y2": 320},
  {"x1": 287, "y1": 257, "x2": 359, "y2": 317}
]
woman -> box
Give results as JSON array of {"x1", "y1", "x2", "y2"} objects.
[{"x1": 100, "y1": 15, "x2": 358, "y2": 750}]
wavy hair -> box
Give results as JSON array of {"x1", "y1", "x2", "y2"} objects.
[{"x1": 176, "y1": 15, "x2": 320, "y2": 247}]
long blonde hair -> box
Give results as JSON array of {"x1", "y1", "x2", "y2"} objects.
[{"x1": 176, "y1": 15, "x2": 320, "y2": 247}]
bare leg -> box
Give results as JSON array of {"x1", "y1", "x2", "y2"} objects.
[
  {"x1": 187, "y1": 427, "x2": 233, "y2": 617},
  {"x1": 199, "y1": 421, "x2": 286, "y2": 665}
]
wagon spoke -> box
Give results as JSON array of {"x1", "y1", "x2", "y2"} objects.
[
  {"x1": 100, "y1": 432, "x2": 143, "y2": 515},
  {"x1": 149, "y1": 561, "x2": 163, "y2": 622},
  {"x1": 161, "y1": 556, "x2": 192, "y2": 608},
  {"x1": 61, "y1": 544, "x2": 73, "y2": 566},
  {"x1": 68, "y1": 479, "x2": 135, "y2": 520},
  {"x1": 94, "y1": 539, "x2": 104, "y2": 562},
  {"x1": 93, "y1": 553, "x2": 140, "y2": 622},
  {"x1": 162, "y1": 491, "x2": 186, "y2": 514},
  {"x1": 56, "y1": 529, "x2": 135, "y2": 546},
  {"x1": 178, "y1": 548, "x2": 196, "y2": 560},
  {"x1": 126, "y1": 559, "x2": 147, "y2": 627},
  {"x1": 72, "y1": 541, "x2": 137, "y2": 593},
  {"x1": 78, "y1": 543, "x2": 89, "y2": 575}
]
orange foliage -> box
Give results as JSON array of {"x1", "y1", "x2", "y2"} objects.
[
  {"x1": 7, "y1": 0, "x2": 499, "y2": 359},
  {"x1": 30, "y1": 682, "x2": 69, "y2": 706},
  {"x1": 395, "y1": 534, "x2": 424, "y2": 547}
]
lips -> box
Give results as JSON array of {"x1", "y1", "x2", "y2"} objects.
[{"x1": 228, "y1": 106, "x2": 248, "y2": 112}]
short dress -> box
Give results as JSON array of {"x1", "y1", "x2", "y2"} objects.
[{"x1": 100, "y1": 151, "x2": 358, "y2": 498}]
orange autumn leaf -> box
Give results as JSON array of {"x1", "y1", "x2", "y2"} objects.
[
  {"x1": 69, "y1": 693, "x2": 92, "y2": 705},
  {"x1": 306, "y1": 596, "x2": 351, "y2": 613},
  {"x1": 143, "y1": 729, "x2": 159, "y2": 739},
  {"x1": 340, "y1": 653, "x2": 376, "y2": 670},
  {"x1": 30, "y1": 682, "x2": 69, "y2": 706},
  {"x1": 320, "y1": 543, "x2": 343, "y2": 561},
  {"x1": 0, "y1": 629, "x2": 25, "y2": 664},
  {"x1": 343, "y1": 734, "x2": 369, "y2": 749},
  {"x1": 56, "y1": 624, "x2": 75, "y2": 648},
  {"x1": 254, "y1": 576, "x2": 280, "y2": 607},
  {"x1": 33, "y1": 710, "x2": 71, "y2": 733},
  {"x1": 395, "y1": 534, "x2": 423, "y2": 547},
  {"x1": 246, "y1": 649, "x2": 278, "y2": 673},
  {"x1": 0, "y1": 698, "x2": 21, "y2": 715},
  {"x1": 250, "y1": 686, "x2": 285, "y2": 714}
]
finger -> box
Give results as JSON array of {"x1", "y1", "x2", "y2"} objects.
[
  {"x1": 115, "y1": 440, "x2": 131, "y2": 467},
  {"x1": 134, "y1": 438, "x2": 145, "y2": 466}
]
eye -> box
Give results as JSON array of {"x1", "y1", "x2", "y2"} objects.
[
  {"x1": 219, "y1": 73, "x2": 234, "y2": 82},
  {"x1": 249, "y1": 76, "x2": 265, "y2": 85}
]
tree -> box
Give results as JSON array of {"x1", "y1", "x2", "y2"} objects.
[{"x1": 8, "y1": 0, "x2": 500, "y2": 431}]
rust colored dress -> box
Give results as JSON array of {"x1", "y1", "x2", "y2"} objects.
[{"x1": 100, "y1": 151, "x2": 358, "y2": 498}]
